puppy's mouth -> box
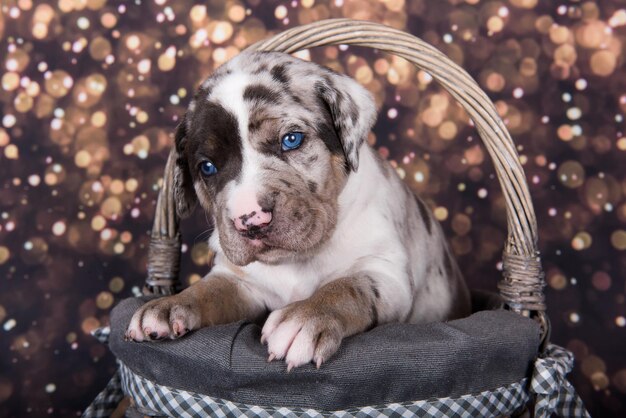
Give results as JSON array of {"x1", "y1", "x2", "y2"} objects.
[{"x1": 238, "y1": 227, "x2": 271, "y2": 248}]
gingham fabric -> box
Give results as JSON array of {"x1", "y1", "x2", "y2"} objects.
[
  {"x1": 91, "y1": 326, "x2": 111, "y2": 344},
  {"x1": 531, "y1": 345, "x2": 591, "y2": 418},
  {"x1": 81, "y1": 327, "x2": 123, "y2": 418},
  {"x1": 83, "y1": 327, "x2": 589, "y2": 418},
  {"x1": 117, "y1": 360, "x2": 530, "y2": 417},
  {"x1": 81, "y1": 367, "x2": 124, "y2": 418}
]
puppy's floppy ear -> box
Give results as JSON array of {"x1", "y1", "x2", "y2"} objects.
[
  {"x1": 172, "y1": 115, "x2": 198, "y2": 218},
  {"x1": 315, "y1": 72, "x2": 377, "y2": 171}
]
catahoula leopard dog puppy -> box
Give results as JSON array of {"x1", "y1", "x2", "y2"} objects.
[{"x1": 126, "y1": 51, "x2": 470, "y2": 370}]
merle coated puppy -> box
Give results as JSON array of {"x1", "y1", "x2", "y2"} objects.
[{"x1": 126, "y1": 51, "x2": 470, "y2": 370}]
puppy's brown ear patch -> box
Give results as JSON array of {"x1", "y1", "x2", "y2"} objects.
[
  {"x1": 173, "y1": 116, "x2": 198, "y2": 218},
  {"x1": 315, "y1": 72, "x2": 377, "y2": 172}
]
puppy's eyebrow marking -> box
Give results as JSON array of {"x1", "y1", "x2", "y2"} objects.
[
  {"x1": 258, "y1": 139, "x2": 281, "y2": 157},
  {"x1": 247, "y1": 117, "x2": 279, "y2": 133},
  {"x1": 248, "y1": 119, "x2": 262, "y2": 133},
  {"x1": 243, "y1": 84, "x2": 280, "y2": 104}
]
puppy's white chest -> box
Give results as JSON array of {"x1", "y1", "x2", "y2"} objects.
[{"x1": 241, "y1": 263, "x2": 322, "y2": 309}]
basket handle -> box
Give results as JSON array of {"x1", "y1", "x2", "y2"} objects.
[
  {"x1": 145, "y1": 148, "x2": 181, "y2": 295},
  {"x1": 145, "y1": 19, "x2": 547, "y2": 338}
]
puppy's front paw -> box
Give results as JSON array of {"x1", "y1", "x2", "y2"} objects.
[
  {"x1": 261, "y1": 303, "x2": 343, "y2": 371},
  {"x1": 125, "y1": 297, "x2": 201, "y2": 342}
]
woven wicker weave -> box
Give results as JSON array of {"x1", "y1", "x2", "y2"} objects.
[{"x1": 143, "y1": 19, "x2": 548, "y2": 342}]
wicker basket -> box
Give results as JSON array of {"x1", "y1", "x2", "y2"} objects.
[{"x1": 84, "y1": 19, "x2": 589, "y2": 418}]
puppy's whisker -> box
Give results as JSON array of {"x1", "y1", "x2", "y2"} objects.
[
  {"x1": 194, "y1": 228, "x2": 213, "y2": 243},
  {"x1": 193, "y1": 214, "x2": 215, "y2": 243}
]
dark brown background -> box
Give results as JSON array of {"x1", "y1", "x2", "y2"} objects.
[{"x1": 0, "y1": 0, "x2": 624, "y2": 417}]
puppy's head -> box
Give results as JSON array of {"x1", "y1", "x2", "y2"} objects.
[{"x1": 174, "y1": 51, "x2": 376, "y2": 265}]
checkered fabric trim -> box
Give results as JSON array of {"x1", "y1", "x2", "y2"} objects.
[
  {"x1": 116, "y1": 360, "x2": 529, "y2": 418},
  {"x1": 82, "y1": 327, "x2": 124, "y2": 418},
  {"x1": 82, "y1": 369, "x2": 124, "y2": 418},
  {"x1": 530, "y1": 344, "x2": 591, "y2": 418}
]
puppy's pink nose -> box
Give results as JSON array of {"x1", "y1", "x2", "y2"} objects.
[{"x1": 233, "y1": 209, "x2": 273, "y2": 232}]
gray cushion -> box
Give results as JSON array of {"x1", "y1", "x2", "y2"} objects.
[{"x1": 109, "y1": 292, "x2": 540, "y2": 410}]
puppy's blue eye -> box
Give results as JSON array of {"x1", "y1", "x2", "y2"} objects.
[
  {"x1": 199, "y1": 160, "x2": 217, "y2": 177},
  {"x1": 281, "y1": 132, "x2": 304, "y2": 151}
]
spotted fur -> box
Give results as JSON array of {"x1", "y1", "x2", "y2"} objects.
[{"x1": 126, "y1": 51, "x2": 470, "y2": 370}]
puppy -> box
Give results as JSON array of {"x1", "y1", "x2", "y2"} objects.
[{"x1": 125, "y1": 51, "x2": 470, "y2": 370}]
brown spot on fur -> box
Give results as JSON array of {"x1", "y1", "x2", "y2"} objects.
[
  {"x1": 252, "y1": 63, "x2": 269, "y2": 74},
  {"x1": 291, "y1": 94, "x2": 303, "y2": 105},
  {"x1": 307, "y1": 181, "x2": 317, "y2": 193},
  {"x1": 271, "y1": 64, "x2": 290, "y2": 84}
]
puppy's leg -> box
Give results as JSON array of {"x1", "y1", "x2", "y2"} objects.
[
  {"x1": 261, "y1": 274, "x2": 380, "y2": 371},
  {"x1": 125, "y1": 275, "x2": 264, "y2": 342}
]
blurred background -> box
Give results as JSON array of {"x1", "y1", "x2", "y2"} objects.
[{"x1": 0, "y1": 0, "x2": 624, "y2": 416}]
